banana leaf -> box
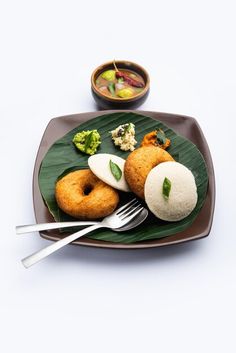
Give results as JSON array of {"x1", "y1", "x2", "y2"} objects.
[{"x1": 38, "y1": 112, "x2": 208, "y2": 243}]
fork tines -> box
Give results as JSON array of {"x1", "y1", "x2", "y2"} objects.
[
  {"x1": 116, "y1": 199, "x2": 143, "y2": 220},
  {"x1": 116, "y1": 199, "x2": 138, "y2": 215}
]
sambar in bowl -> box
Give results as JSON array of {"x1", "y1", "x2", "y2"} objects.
[{"x1": 91, "y1": 60, "x2": 150, "y2": 109}]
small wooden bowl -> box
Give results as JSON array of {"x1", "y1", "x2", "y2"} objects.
[{"x1": 91, "y1": 60, "x2": 150, "y2": 109}]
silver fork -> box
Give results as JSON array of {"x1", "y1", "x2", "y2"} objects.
[{"x1": 22, "y1": 199, "x2": 143, "y2": 268}]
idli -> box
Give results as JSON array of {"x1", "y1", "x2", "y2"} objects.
[
  {"x1": 144, "y1": 161, "x2": 198, "y2": 221},
  {"x1": 88, "y1": 153, "x2": 130, "y2": 192}
]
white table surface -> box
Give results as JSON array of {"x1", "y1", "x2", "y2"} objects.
[{"x1": 1, "y1": 1, "x2": 236, "y2": 352}]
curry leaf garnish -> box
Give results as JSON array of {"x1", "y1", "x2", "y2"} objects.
[
  {"x1": 84, "y1": 131, "x2": 94, "y2": 152},
  {"x1": 121, "y1": 123, "x2": 133, "y2": 139},
  {"x1": 124, "y1": 123, "x2": 133, "y2": 133},
  {"x1": 157, "y1": 129, "x2": 166, "y2": 145},
  {"x1": 117, "y1": 123, "x2": 134, "y2": 140},
  {"x1": 162, "y1": 177, "x2": 171, "y2": 200},
  {"x1": 109, "y1": 160, "x2": 122, "y2": 181}
]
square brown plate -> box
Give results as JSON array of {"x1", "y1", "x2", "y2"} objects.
[{"x1": 33, "y1": 110, "x2": 215, "y2": 249}]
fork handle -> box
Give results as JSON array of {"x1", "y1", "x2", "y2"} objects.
[
  {"x1": 16, "y1": 221, "x2": 98, "y2": 234},
  {"x1": 21, "y1": 224, "x2": 102, "y2": 268}
]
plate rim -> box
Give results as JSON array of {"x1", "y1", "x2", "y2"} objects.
[{"x1": 33, "y1": 110, "x2": 215, "y2": 249}]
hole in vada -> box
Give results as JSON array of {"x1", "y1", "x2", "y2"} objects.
[{"x1": 83, "y1": 185, "x2": 93, "y2": 196}]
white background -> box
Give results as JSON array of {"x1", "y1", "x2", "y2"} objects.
[{"x1": 1, "y1": 0, "x2": 236, "y2": 352}]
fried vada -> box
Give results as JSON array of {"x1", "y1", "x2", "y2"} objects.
[
  {"x1": 55, "y1": 169, "x2": 119, "y2": 219},
  {"x1": 124, "y1": 146, "x2": 174, "y2": 199}
]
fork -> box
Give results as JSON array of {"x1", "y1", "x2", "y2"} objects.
[
  {"x1": 22, "y1": 199, "x2": 143, "y2": 268},
  {"x1": 16, "y1": 221, "x2": 97, "y2": 234}
]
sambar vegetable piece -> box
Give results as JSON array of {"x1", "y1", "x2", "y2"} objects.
[
  {"x1": 101, "y1": 70, "x2": 116, "y2": 81},
  {"x1": 141, "y1": 129, "x2": 171, "y2": 150},
  {"x1": 108, "y1": 82, "x2": 116, "y2": 96},
  {"x1": 72, "y1": 130, "x2": 101, "y2": 155},
  {"x1": 117, "y1": 88, "x2": 134, "y2": 98}
]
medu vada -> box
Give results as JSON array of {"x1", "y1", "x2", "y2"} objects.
[
  {"x1": 55, "y1": 169, "x2": 119, "y2": 219},
  {"x1": 124, "y1": 146, "x2": 174, "y2": 199}
]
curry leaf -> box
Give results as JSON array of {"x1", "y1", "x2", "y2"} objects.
[
  {"x1": 84, "y1": 131, "x2": 94, "y2": 153},
  {"x1": 162, "y1": 177, "x2": 171, "y2": 200},
  {"x1": 109, "y1": 160, "x2": 122, "y2": 181},
  {"x1": 157, "y1": 130, "x2": 167, "y2": 145}
]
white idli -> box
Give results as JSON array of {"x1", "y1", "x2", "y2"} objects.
[
  {"x1": 144, "y1": 161, "x2": 198, "y2": 221},
  {"x1": 88, "y1": 153, "x2": 130, "y2": 192}
]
